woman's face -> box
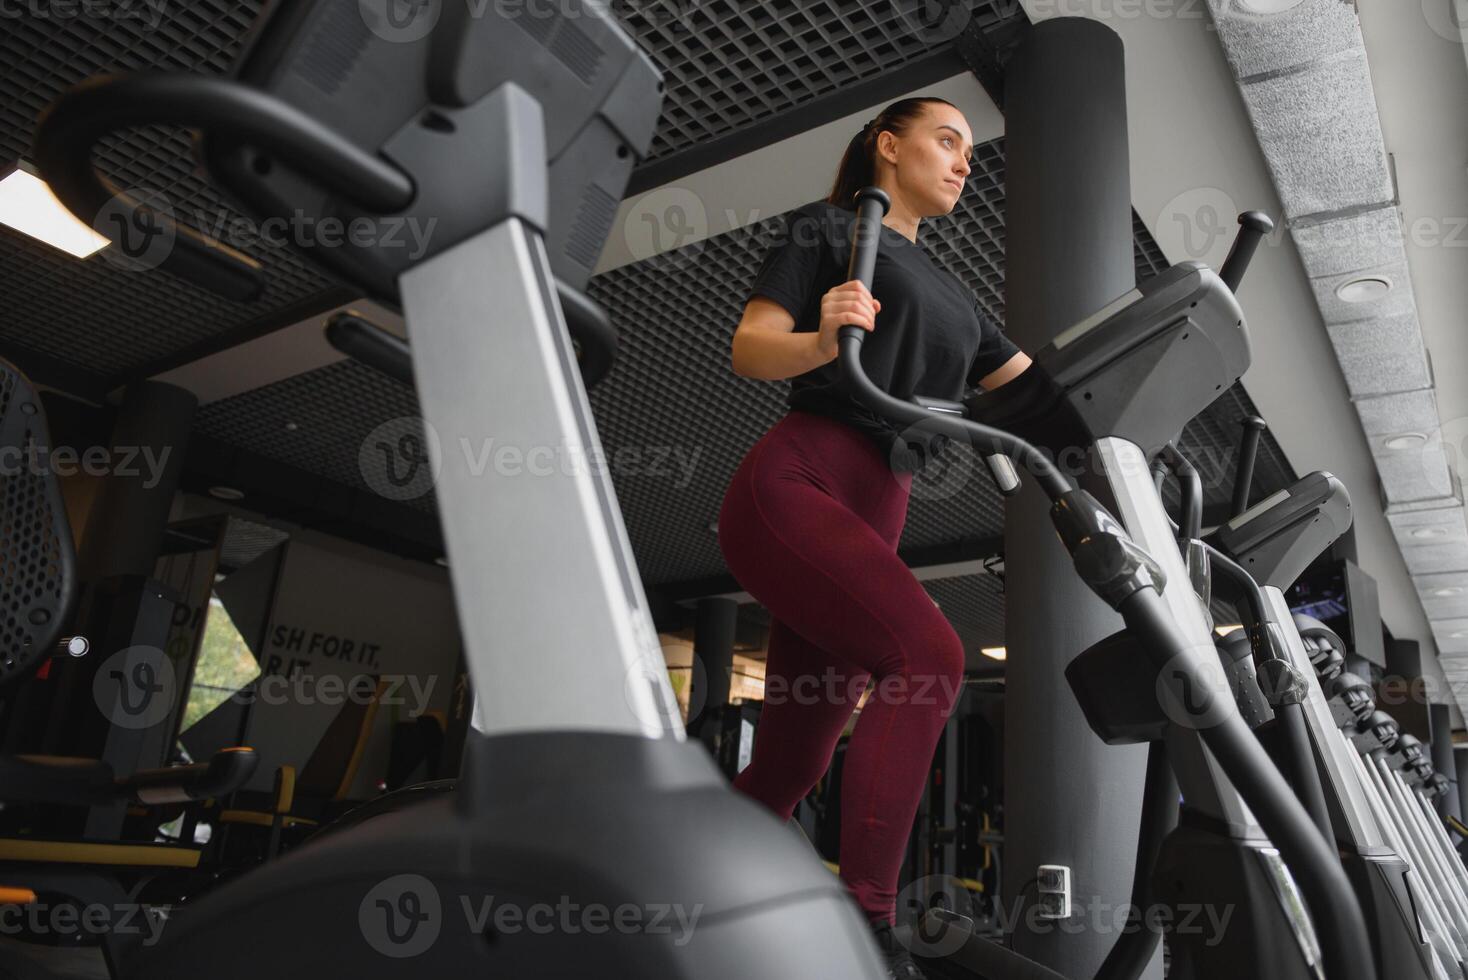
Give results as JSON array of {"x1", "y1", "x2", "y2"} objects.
[{"x1": 880, "y1": 104, "x2": 975, "y2": 217}]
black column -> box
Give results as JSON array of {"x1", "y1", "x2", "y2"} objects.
[
  {"x1": 690, "y1": 597, "x2": 737, "y2": 734},
  {"x1": 1001, "y1": 19, "x2": 1153, "y2": 978},
  {"x1": 78, "y1": 381, "x2": 198, "y2": 580},
  {"x1": 64, "y1": 381, "x2": 196, "y2": 837},
  {"x1": 1429, "y1": 703, "x2": 1461, "y2": 820}
]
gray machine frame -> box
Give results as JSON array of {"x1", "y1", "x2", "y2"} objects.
[{"x1": 1213, "y1": 473, "x2": 1464, "y2": 977}]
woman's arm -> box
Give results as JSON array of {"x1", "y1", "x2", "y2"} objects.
[
  {"x1": 730, "y1": 297, "x2": 832, "y2": 380},
  {"x1": 732, "y1": 282, "x2": 880, "y2": 381},
  {"x1": 975, "y1": 351, "x2": 1032, "y2": 390}
]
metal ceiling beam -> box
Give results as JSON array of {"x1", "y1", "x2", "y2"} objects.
[
  {"x1": 119, "y1": 286, "x2": 359, "y2": 390},
  {"x1": 181, "y1": 434, "x2": 445, "y2": 565},
  {"x1": 0, "y1": 342, "x2": 113, "y2": 405}
]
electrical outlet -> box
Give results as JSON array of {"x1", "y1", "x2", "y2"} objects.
[{"x1": 1036, "y1": 864, "x2": 1071, "y2": 919}]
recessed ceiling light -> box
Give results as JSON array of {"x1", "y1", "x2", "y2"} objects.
[
  {"x1": 1433, "y1": 586, "x2": 1466, "y2": 597},
  {"x1": 1449, "y1": 630, "x2": 1468, "y2": 639},
  {"x1": 208, "y1": 486, "x2": 245, "y2": 501},
  {"x1": 0, "y1": 162, "x2": 110, "y2": 258},
  {"x1": 1411, "y1": 527, "x2": 1448, "y2": 539},
  {"x1": 1233, "y1": 0, "x2": 1307, "y2": 13},
  {"x1": 981, "y1": 646, "x2": 1007, "y2": 661},
  {"x1": 1335, "y1": 276, "x2": 1392, "y2": 304},
  {"x1": 1382, "y1": 432, "x2": 1427, "y2": 451}
]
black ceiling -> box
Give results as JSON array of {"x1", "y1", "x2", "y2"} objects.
[{"x1": 1, "y1": 0, "x2": 1296, "y2": 667}]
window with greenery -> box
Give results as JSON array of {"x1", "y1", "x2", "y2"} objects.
[{"x1": 179, "y1": 595, "x2": 261, "y2": 734}]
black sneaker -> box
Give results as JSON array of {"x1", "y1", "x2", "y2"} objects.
[{"x1": 869, "y1": 919, "x2": 928, "y2": 980}]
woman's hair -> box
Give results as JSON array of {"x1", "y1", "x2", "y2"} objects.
[{"x1": 824, "y1": 97, "x2": 957, "y2": 210}]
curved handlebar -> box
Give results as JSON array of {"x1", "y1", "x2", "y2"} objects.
[
  {"x1": 33, "y1": 71, "x2": 620, "y2": 384},
  {"x1": 836, "y1": 188, "x2": 1072, "y2": 499},
  {"x1": 33, "y1": 73, "x2": 416, "y2": 303}
]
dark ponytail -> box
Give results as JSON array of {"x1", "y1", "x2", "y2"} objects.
[{"x1": 825, "y1": 97, "x2": 957, "y2": 211}]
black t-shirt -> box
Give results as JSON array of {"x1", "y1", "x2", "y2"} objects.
[{"x1": 748, "y1": 200, "x2": 1019, "y2": 473}]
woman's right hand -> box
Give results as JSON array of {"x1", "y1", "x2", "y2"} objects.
[{"x1": 816, "y1": 280, "x2": 880, "y2": 361}]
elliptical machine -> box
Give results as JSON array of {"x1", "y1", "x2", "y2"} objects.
[
  {"x1": 31, "y1": 3, "x2": 889, "y2": 977},
  {"x1": 832, "y1": 187, "x2": 1378, "y2": 980},
  {"x1": 1204, "y1": 470, "x2": 1462, "y2": 978},
  {"x1": 29, "y1": 7, "x2": 1376, "y2": 980}
]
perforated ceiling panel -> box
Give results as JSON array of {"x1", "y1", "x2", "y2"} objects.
[
  {"x1": 0, "y1": 0, "x2": 1033, "y2": 385},
  {"x1": 0, "y1": 1, "x2": 338, "y2": 377},
  {"x1": 195, "y1": 360, "x2": 431, "y2": 512},
  {"x1": 618, "y1": 0, "x2": 1024, "y2": 161}
]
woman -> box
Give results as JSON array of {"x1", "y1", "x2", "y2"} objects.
[{"x1": 718, "y1": 97, "x2": 1032, "y2": 979}]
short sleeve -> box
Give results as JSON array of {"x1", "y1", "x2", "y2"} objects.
[
  {"x1": 747, "y1": 204, "x2": 828, "y2": 323},
  {"x1": 966, "y1": 303, "x2": 1022, "y2": 388}
]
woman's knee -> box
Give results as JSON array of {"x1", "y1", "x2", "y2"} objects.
[{"x1": 871, "y1": 613, "x2": 964, "y2": 708}]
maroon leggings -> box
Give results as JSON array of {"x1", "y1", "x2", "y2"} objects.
[{"x1": 718, "y1": 410, "x2": 965, "y2": 925}]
